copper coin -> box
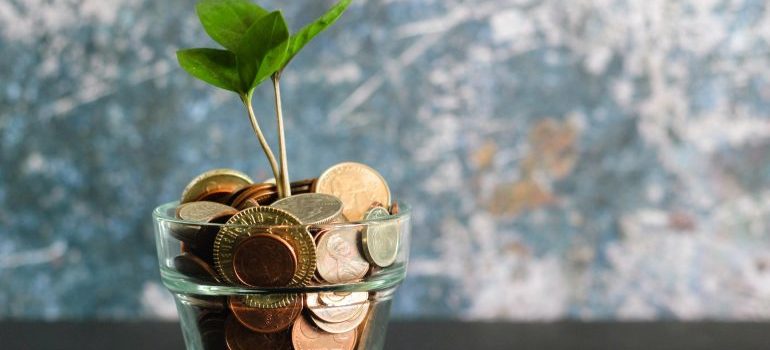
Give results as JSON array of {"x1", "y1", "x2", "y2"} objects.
[
  {"x1": 229, "y1": 184, "x2": 275, "y2": 209},
  {"x1": 213, "y1": 206, "x2": 302, "y2": 285},
  {"x1": 232, "y1": 234, "x2": 297, "y2": 287},
  {"x1": 173, "y1": 252, "x2": 220, "y2": 283},
  {"x1": 229, "y1": 296, "x2": 302, "y2": 334},
  {"x1": 292, "y1": 315, "x2": 357, "y2": 350},
  {"x1": 314, "y1": 162, "x2": 391, "y2": 221},
  {"x1": 315, "y1": 227, "x2": 370, "y2": 283},
  {"x1": 196, "y1": 189, "x2": 237, "y2": 204},
  {"x1": 225, "y1": 315, "x2": 292, "y2": 350},
  {"x1": 181, "y1": 168, "x2": 253, "y2": 204}
]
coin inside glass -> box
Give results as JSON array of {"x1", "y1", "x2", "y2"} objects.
[
  {"x1": 306, "y1": 292, "x2": 369, "y2": 323},
  {"x1": 173, "y1": 252, "x2": 220, "y2": 283},
  {"x1": 213, "y1": 206, "x2": 302, "y2": 285},
  {"x1": 271, "y1": 193, "x2": 343, "y2": 225},
  {"x1": 361, "y1": 207, "x2": 399, "y2": 267},
  {"x1": 315, "y1": 227, "x2": 370, "y2": 283},
  {"x1": 225, "y1": 314, "x2": 293, "y2": 350},
  {"x1": 198, "y1": 312, "x2": 227, "y2": 350},
  {"x1": 232, "y1": 234, "x2": 297, "y2": 287},
  {"x1": 310, "y1": 302, "x2": 369, "y2": 334},
  {"x1": 229, "y1": 296, "x2": 302, "y2": 334},
  {"x1": 292, "y1": 314, "x2": 357, "y2": 350}
]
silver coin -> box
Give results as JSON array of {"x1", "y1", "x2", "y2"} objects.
[
  {"x1": 361, "y1": 207, "x2": 399, "y2": 267},
  {"x1": 271, "y1": 193, "x2": 343, "y2": 225}
]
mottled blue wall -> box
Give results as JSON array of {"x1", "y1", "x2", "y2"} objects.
[{"x1": 2, "y1": 0, "x2": 770, "y2": 320}]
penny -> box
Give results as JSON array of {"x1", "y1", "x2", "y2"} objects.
[
  {"x1": 213, "y1": 206, "x2": 301, "y2": 285},
  {"x1": 197, "y1": 189, "x2": 237, "y2": 204},
  {"x1": 271, "y1": 193, "x2": 343, "y2": 225},
  {"x1": 232, "y1": 234, "x2": 297, "y2": 287},
  {"x1": 314, "y1": 162, "x2": 391, "y2": 221},
  {"x1": 176, "y1": 201, "x2": 238, "y2": 223},
  {"x1": 229, "y1": 295, "x2": 302, "y2": 333},
  {"x1": 310, "y1": 303, "x2": 368, "y2": 334},
  {"x1": 315, "y1": 227, "x2": 370, "y2": 283},
  {"x1": 292, "y1": 314, "x2": 358, "y2": 350},
  {"x1": 173, "y1": 252, "x2": 220, "y2": 283},
  {"x1": 361, "y1": 207, "x2": 399, "y2": 267},
  {"x1": 229, "y1": 180, "x2": 318, "y2": 208},
  {"x1": 225, "y1": 314, "x2": 292, "y2": 350},
  {"x1": 306, "y1": 292, "x2": 369, "y2": 323},
  {"x1": 181, "y1": 168, "x2": 253, "y2": 204}
]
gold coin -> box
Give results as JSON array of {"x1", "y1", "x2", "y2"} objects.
[
  {"x1": 361, "y1": 207, "x2": 399, "y2": 267},
  {"x1": 271, "y1": 193, "x2": 343, "y2": 225},
  {"x1": 213, "y1": 206, "x2": 301, "y2": 285},
  {"x1": 271, "y1": 226, "x2": 317, "y2": 286},
  {"x1": 314, "y1": 162, "x2": 391, "y2": 221},
  {"x1": 315, "y1": 227, "x2": 370, "y2": 283},
  {"x1": 181, "y1": 168, "x2": 253, "y2": 204}
]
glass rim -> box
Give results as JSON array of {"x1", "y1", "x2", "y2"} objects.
[{"x1": 152, "y1": 200, "x2": 411, "y2": 229}]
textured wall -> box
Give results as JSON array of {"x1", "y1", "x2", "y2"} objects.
[{"x1": 2, "y1": 0, "x2": 770, "y2": 320}]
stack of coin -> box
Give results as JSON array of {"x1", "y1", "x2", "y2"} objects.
[{"x1": 169, "y1": 162, "x2": 402, "y2": 349}]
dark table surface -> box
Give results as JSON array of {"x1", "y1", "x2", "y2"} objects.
[{"x1": 1, "y1": 320, "x2": 769, "y2": 349}]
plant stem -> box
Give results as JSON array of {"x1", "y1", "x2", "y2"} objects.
[
  {"x1": 241, "y1": 93, "x2": 283, "y2": 197},
  {"x1": 272, "y1": 73, "x2": 291, "y2": 198}
]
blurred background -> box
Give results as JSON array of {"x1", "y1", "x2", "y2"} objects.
[{"x1": 2, "y1": 0, "x2": 770, "y2": 321}]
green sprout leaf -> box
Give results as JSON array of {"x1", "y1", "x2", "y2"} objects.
[
  {"x1": 176, "y1": 48, "x2": 240, "y2": 92},
  {"x1": 235, "y1": 10, "x2": 289, "y2": 92},
  {"x1": 282, "y1": 0, "x2": 352, "y2": 69},
  {"x1": 196, "y1": 0, "x2": 269, "y2": 52}
]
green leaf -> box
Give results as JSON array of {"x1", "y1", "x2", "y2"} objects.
[
  {"x1": 235, "y1": 11, "x2": 290, "y2": 91},
  {"x1": 177, "y1": 48, "x2": 241, "y2": 92},
  {"x1": 283, "y1": 0, "x2": 352, "y2": 68},
  {"x1": 196, "y1": 0, "x2": 269, "y2": 52}
]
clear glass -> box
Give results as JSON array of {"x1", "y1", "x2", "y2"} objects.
[{"x1": 153, "y1": 201, "x2": 410, "y2": 350}]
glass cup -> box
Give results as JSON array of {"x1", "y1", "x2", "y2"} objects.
[{"x1": 152, "y1": 201, "x2": 410, "y2": 350}]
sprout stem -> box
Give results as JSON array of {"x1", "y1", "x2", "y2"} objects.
[
  {"x1": 241, "y1": 94, "x2": 282, "y2": 197},
  {"x1": 272, "y1": 73, "x2": 291, "y2": 198}
]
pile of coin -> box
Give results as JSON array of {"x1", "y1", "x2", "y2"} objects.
[{"x1": 169, "y1": 162, "x2": 401, "y2": 349}]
